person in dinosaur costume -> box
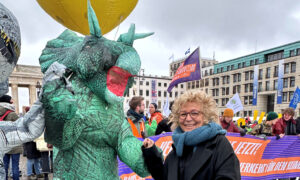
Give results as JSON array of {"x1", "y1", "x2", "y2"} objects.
[{"x1": 39, "y1": 1, "x2": 154, "y2": 179}]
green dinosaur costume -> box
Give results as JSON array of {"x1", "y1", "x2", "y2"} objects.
[{"x1": 39, "y1": 1, "x2": 154, "y2": 179}]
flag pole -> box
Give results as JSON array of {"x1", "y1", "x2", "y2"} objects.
[{"x1": 198, "y1": 46, "x2": 201, "y2": 79}]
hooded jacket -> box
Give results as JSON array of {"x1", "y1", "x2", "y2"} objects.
[
  {"x1": 0, "y1": 102, "x2": 23, "y2": 154},
  {"x1": 272, "y1": 117, "x2": 297, "y2": 135}
]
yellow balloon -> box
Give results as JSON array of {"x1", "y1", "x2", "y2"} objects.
[{"x1": 36, "y1": 0, "x2": 138, "y2": 35}]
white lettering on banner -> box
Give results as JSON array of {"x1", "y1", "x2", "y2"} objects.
[
  {"x1": 159, "y1": 141, "x2": 173, "y2": 157},
  {"x1": 176, "y1": 64, "x2": 196, "y2": 75},
  {"x1": 287, "y1": 161, "x2": 300, "y2": 170},
  {"x1": 234, "y1": 142, "x2": 262, "y2": 155},
  {"x1": 123, "y1": 175, "x2": 145, "y2": 180},
  {"x1": 240, "y1": 161, "x2": 300, "y2": 174}
]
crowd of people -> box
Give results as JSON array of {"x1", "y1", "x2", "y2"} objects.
[
  {"x1": 1, "y1": 88, "x2": 300, "y2": 179},
  {"x1": 0, "y1": 95, "x2": 53, "y2": 180},
  {"x1": 126, "y1": 90, "x2": 300, "y2": 180}
]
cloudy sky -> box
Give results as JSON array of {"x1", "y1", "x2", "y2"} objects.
[{"x1": 3, "y1": 0, "x2": 300, "y2": 77}]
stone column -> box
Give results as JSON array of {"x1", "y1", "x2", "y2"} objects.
[
  {"x1": 29, "y1": 84, "x2": 37, "y2": 106},
  {"x1": 11, "y1": 83, "x2": 19, "y2": 114}
]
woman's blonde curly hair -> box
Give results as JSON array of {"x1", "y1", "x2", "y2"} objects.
[{"x1": 170, "y1": 90, "x2": 219, "y2": 130}]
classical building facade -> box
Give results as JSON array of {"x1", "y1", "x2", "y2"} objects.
[
  {"x1": 184, "y1": 41, "x2": 300, "y2": 117},
  {"x1": 123, "y1": 75, "x2": 186, "y2": 113},
  {"x1": 8, "y1": 65, "x2": 43, "y2": 114}
]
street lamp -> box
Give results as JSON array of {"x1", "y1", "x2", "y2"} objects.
[{"x1": 36, "y1": 81, "x2": 41, "y2": 96}]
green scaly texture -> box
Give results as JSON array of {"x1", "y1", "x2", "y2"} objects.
[{"x1": 39, "y1": 2, "x2": 154, "y2": 179}]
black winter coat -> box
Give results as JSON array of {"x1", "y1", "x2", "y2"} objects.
[
  {"x1": 142, "y1": 134, "x2": 241, "y2": 180},
  {"x1": 23, "y1": 141, "x2": 41, "y2": 159}
]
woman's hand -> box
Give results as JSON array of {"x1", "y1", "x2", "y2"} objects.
[
  {"x1": 279, "y1": 134, "x2": 285, "y2": 138},
  {"x1": 143, "y1": 138, "x2": 154, "y2": 149}
]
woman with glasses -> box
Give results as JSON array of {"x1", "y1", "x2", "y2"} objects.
[{"x1": 142, "y1": 90, "x2": 240, "y2": 180}]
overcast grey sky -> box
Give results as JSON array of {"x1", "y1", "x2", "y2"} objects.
[{"x1": 2, "y1": 0, "x2": 300, "y2": 77}]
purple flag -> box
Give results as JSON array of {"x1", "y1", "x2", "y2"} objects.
[{"x1": 167, "y1": 47, "x2": 201, "y2": 92}]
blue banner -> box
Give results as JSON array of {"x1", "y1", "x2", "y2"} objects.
[
  {"x1": 151, "y1": 80, "x2": 157, "y2": 103},
  {"x1": 277, "y1": 60, "x2": 284, "y2": 104},
  {"x1": 167, "y1": 47, "x2": 201, "y2": 92},
  {"x1": 252, "y1": 65, "x2": 258, "y2": 105},
  {"x1": 289, "y1": 87, "x2": 300, "y2": 109}
]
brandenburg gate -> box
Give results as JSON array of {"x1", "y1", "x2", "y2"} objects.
[{"x1": 8, "y1": 64, "x2": 43, "y2": 114}]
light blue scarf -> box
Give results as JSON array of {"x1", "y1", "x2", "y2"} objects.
[{"x1": 172, "y1": 122, "x2": 226, "y2": 157}]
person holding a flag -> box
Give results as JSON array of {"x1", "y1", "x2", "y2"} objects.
[{"x1": 142, "y1": 90, "x2": 240, "y2": 180}]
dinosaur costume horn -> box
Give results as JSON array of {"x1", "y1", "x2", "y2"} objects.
[
  {"x1": 117, "y1": 24, "x2": 154, "y2": 46},
  {"x1": 87, "y1": 0, "x2": 102, "y2": 37}
]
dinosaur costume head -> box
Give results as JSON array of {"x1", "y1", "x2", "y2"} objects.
[
  {"x1": 0, "y1": 3, "x2": 21, "y2": 96},
  {"x1": 39, "y1": 0, "x2": 153, "y2": 104}
]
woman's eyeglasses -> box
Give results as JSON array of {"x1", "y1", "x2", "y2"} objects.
[{"x1": 179, "y1": 111, "x2": 202, "y2": 120}]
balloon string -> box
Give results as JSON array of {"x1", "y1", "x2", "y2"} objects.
[{"x1": 114, "y1": 16, "x2": 123, "y2": 40}]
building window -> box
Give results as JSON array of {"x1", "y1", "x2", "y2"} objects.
[
  {"x1": 139, "y1": 81, "x2": 143, "y2": 85},
  {"x1": 290, "y1": 50, "x2": 295, "y2": 57},
  {"x1": 227, "y1": 66, "x2": 230, "y2": 71},
  {"x1": 222, "y1": 88, "x2": 225, "y2": 95},
  {"x1": 164, "y1": 91, "x2": 167, "y2": 97},
  {"x1": 181, "y1": 84, "x2": 184, "y2": 88},
  {"x1": 244, "y1": 96, "x2": 248, "y2": 105},
  {"x1": 158, "y1": 101, "x2": 161, "y2": 109},
  {"x1": 237, "y1": 85, "x2": 241, "y2": 93},
  {"x1": 283, "y1": 78, "x2": 288, "y2": 88},
  {"x1": 273, "y1": 80, "x2": 278, "y2": 90},
  {"x1": 284, "y1": 63, "x2": 289, "y2": 74},
  {"x1": 221, "y1": 67, "x2": 224, "y2": 72},
  {"x1": 146, "y1": 100, "x2": 149, "y2": 108},
  {"x1": 212, "y1": 89, "x2": 215, "y2": 96},
  {"x1": 255, "y1": 59, "x2": 259, "y2": 65},
  {"x1": 158, "y1": 82, "x2": 161, "y2": 87},
  {"x1": 164, "y1": 83, "x2": 167, "y2": 87},
  {"x1": 245, "y1": 72, "x2": 249, "y2": 81},
  {"x1": 289, "y1": 91, "x2": 294, "y2": 101},
  {"x1": 244, "y1": 111, "x2": 247, "y2": 117},
  {"x1": 266, "y1": 67, "x2": 271, "y2": 78},
  {"x1": 216, "y1": 78, "x2": 219, "y2": 85},
  {"x1": 238, "y1": 63, "x2": 241, "y2": 68},
  {"x1": 238, "y1": 73, "x2": 241, "y2": 82},
  {"x1": 290, "y1": 77, "x2": 295, "y2": 87},
  {"x1": 196, "y1": 81, "x2": 200, "y2": 88},
  {"x1": 222, "y1": 77, "x2": 226, "y2": 84},
  {"x1": 146, "y1": 81, "x2": 149, "y2": 86},
  {"x1": 266, "y1": 81, "x2": 270, "y2": 91},
  {"x1": 250, "y1": 71, "x2": 254, "y2": 80},
  {"x1": 297, "y1": 48, "x2": 300, "y2": 55},
  {"x1": 249, "y1": 111, "x2": 252, "y2": 117},
  {"x1": 245, "y1": 84, "x2": 248, "y2": 93},
  {"x1": 227, "y1": 76, "x2": 230, "y2": 84},
  {"x1": 222, "y1": 98, "x2": 226, "y2": 106},
  {"x1": 233, "y1": 86, "x2": 236, "y2": 94},
  {"x1": 233, "y1": 74, "x2": 237, "y2": 82},
  {"x1": 226, "y1": 87, "x2": 230, "y2": 95},
  {"x1": 139, "y1": 90, "x2": 143, "y2": 96},
  {"x1": 231, "y1": 65, "x2": 234, "y2": 70},
  {"x1": 291, "y1": 62, "x2": 296, "y2": 73},
  {"x1": 250, "y1": 83, "x2": 253, "y2": 92},
  {"x1": 249, "y1": 96, "x2": 253, "y2": 105},
  {"x1": 217, "y1": 68, "x2": 220, "y2": 73},
  {"x1": 274, "y1": 66, "x2": 278, "y2": 77},
  {"x1": 146, "y1": 90, "x2": 149, "y2": 96},
  {"x1": 158, "y1": 91, "x2": 161, "y2": 97},
  {"x1": 210, "y1": 69, "x2": 213, "y2": 75},
  {"x1": 169, "y1": 92, "x2": 172, "y2": 97},
  {"x1": 258, "y1": 69, "x2": 263, "y2": 80},
  {"x1": 242, "y1": 62, "x2": 246, "y2": 67},
  {"x1": 258, "y1": 82, "x2": 262, "y2": 92},
  {"x1": 282, "y1": 92, "x2": 288, "y2": 102},
  {"x1": 215, "y1": 99, "x2": 219, "y2": 105},
  {"x1": 250, "y1": 60, "x2": 254, "y2": 66},
  {"x1": 187, "y1": 82, "x2": 191, "y2": 89},
  {"x1": 175, "y1": 92, "x2": 178, "y2": 97},
  {"x1": 192, "y1": 81, "x2": 195, "y2": 89},
  {"x1": 205, "y1": 79, "x2": 209, "y2": 86},
  {"x1": 216, "y1": 89, "x2": 219, "y2": 96}
]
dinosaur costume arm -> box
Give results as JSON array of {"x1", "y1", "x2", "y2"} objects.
[{"x1": 117, "y1": 119, "x2": 150, "y2": 177}]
